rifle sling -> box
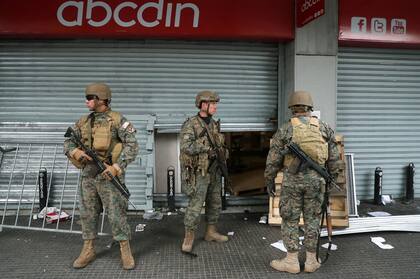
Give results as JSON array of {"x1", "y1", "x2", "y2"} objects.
[
  {"x1": 197, "y1": 116, "x2": 217, "y2": 148},
  {"x1": 87, "y1": 113, "x2": 94, "y2": 149}
]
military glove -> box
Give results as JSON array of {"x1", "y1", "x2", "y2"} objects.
[
  {"x1": 266, "y1": 181, "x2": 275, "y2": 197},
  {"x1": 70, "y1": 148, "x2": 92, "y2": 163},
  {"x1": 101, "y1": 163, "x2": 122, "y2": 181},
  {"x1": 208, "y1": 148, "x2": 217, "y2": 160}
]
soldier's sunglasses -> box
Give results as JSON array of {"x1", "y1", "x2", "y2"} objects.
[{"x1": 86, "y1": 95, "x2": 98, "y2": 101}]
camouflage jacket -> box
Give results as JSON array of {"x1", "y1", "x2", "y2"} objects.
[
  {"x1": 264, "y1": 115, "x2": 340, "y2": 189},
  {"x1": 63, "y1": 108, "x2": 139, "y2": 176},
  {"x1": 179, "y1": 114, "x2": 225, "y2": 171}
]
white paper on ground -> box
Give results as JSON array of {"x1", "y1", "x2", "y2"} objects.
[
  {"x1": 270, "y1": 240, "x2": 287, "y2": 252},
  {"x1": 271, "y1": 237, "x2": 306, "y2": 252},
  {"x1": 259, "y1": 215, "x2": 268, "y2": 224},
  {"x1": 228, "y1": 231, "x2": 234, "y2": 236},
  {"x1": 381, "y1": 195, "x2": 393, "y2": 205},
  {"x1": 321, "y1": 243, "x2": 338, "y2": 250},
  {"x1": 371, "y1": 236, "x2": 394, "y2": 249},
  {"x1": 135, "y1": 223, "x2": 147, "y2": 232}
]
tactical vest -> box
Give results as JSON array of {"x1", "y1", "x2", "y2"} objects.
[
  {"x1": 180, "y1": 116, "x2": 223, "y2": 168},
  {"x1": 78, "y1": 110, "x2": 123, "y2": 163},
  {"x1": 284, "y1": 117, "x2": 329, "y2": 167},
  {"x1": 180, "y1": 116, "x2": 224, "y2": 194}
]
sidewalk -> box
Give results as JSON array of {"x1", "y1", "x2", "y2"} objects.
[{"x1": 0, "y1": 200, "x2": 419, "y2": 279}]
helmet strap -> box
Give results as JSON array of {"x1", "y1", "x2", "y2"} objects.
[
  {"x1": 199, "y1": 101, "x2": 210, "y2": 117},
  {"x1": 206, "y1": 102, "x2": 211, "y2": 116},
  {"x1": 94, "y1": 100, "x2": 108, "y2": 112}
]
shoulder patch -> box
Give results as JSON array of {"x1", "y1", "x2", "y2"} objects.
[
  {"x1": 122, "y1": 121, "x2": 130, "y2": 129},
  {"x1": 122, "y1": 122, "x2": 136, "y2": 133}
]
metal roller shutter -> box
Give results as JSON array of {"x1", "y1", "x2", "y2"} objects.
[
  {"x1": 0, "y1": 39, "x2": 279, "y2": 131},
  {"x1": 337, "y1": 47, "x2": 420, "y2": 200}
]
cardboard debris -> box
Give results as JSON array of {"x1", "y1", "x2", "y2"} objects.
[{"x1": 38, "y1": 207, "x2": 71, "y2": 224}]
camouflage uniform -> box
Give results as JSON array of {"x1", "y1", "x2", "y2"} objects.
[
  {"x1": 180, "y1": 115, "x2": 225, "y2": 231},
  {"x1": 64, "y1": 109, "x2": 138, "y2": 241},
  {"x1": 264, "y1": 116, "x2": 340, "y2": 252}
]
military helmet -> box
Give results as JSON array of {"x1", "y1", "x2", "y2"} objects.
[
  {"x1": 195, "y1": 90, "x2": 220, "y2": 108},
  {"x1": 288, "y1": 90, "x2": 313, "y2": 108},
  {"x1": 85, "y1": 83, "x2": 112, "y2": 100}
]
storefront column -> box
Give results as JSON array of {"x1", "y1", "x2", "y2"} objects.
[{"x1": 283, "y1": 0, "x2": 338, "y2": 128}]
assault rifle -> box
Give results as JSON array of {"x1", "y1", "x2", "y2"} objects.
[
  {"x1": 286, "y1": 142, "x2": 341, "y2": 191},
  {"x1": 199, "y1": 120, "x2": 231, "y2": 210},
  {"x1": 64, "y1": 127, "x2": 137, "y2": 210},
  {"x1": 285, "y1": 142, "x2": 340, "y2": 264}
]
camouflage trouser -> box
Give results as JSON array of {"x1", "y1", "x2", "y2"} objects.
[
  {"x1": 280, "y1": 169, "x2": 325, "y2": 252},
  {"x1": 79, "y1": 175, "x2": 130, "y2": 241},
  {"x1": 184, "y1": 170, "x2": 222, "y2": 231}
]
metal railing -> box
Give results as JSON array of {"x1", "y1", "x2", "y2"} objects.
[{"x1": 0, "y1": 143, "x2": 109, "y2": 235}]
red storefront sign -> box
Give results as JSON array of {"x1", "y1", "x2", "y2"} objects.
[
  {"x1": 339, "y1": 0, "x2": 420, "y2": 47},
  {"x1": 0, "y1": 0, "x2": 294, "y2": 41},
  {"x1": 296, "y1": 0, "x2": 325, "y2": 28}
]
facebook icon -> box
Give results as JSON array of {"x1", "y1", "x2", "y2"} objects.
[{"x1": 351, "y1": 17, "x2": 367, "y2": 33}]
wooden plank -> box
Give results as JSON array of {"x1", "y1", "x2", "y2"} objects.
[
  {"x1": 330, "y1": 218, "x2": 349, "y2": 228},
  {"x1": 230, "y1": 168, "x2": 265, "y2": 194},
  {"x1": 331, "y1": 210, "x2": 348, "y2": 217},
  {"x1": 233, "y1": 187, "x2": 266, "y2": 196},
  {"x1": 268, "y1": 196, "x2": 282, "y2": 225},
  {"x1": 269, "y1": 195, "x2": 305, "y2": 226}
]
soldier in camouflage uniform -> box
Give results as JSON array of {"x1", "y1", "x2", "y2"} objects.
[
  {"x1": 180, "y1": 90, "x2": 229, "y2": 253},
  {"x1": 64, "y1": 83, "x2": 139, "y2": 270},
  {"x1": 264, "y1": 91, "x2": 341, "y2": 274}
]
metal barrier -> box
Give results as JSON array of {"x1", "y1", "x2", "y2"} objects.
[
  {"x1": 0, "y1": 115, "x2": 156, "y2": 234},
  {"x1": 345, "y1": 153, "x2": 358, "y2": 217},
  {"x1": 0, "y1": 143, "x2": 109, "y2": 235}
]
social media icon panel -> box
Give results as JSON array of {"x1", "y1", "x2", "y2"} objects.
[{"x1": 351, "y1": 16, "x2": 407, "y2": 37}]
